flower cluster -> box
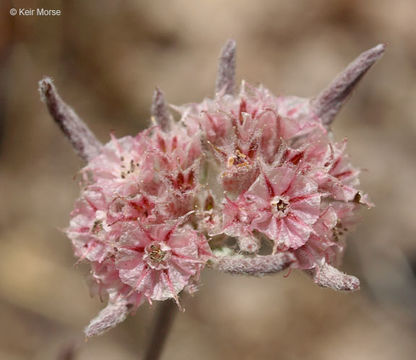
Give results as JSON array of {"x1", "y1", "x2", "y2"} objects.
[
  {"x1": 39, "y1": 40, "x2": 384, "y2": 336},
  {"x1": 68, "y1": 129, "x2": 210, "y2": 309}
]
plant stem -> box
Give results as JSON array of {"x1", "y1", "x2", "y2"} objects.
[{"x1": 143, "y1": 300, "x2": 177, "y2": 360}]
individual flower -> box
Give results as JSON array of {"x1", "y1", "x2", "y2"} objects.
[
  {"x1": 115, "y1": 221, "x2": 211, "y2": 303},
  {"x1": 235, "y1": 163, "x2": 321, "y2": 251},
  {"x1": 222, "y1": 195, "x2": 261, "y2": 253},
  {"x1": 294, "y1": 206, "x2": 342, "y2": 270}
]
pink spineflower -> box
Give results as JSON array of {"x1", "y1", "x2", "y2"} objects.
[
  {"x1": 68, "y1": 186, "x2": 116, "y2": 263},
  {"x1": 222, "y1": 195, "x2": 260, "y2": 253},
  {"x1": 115, "y1": 221, "x2": 211, "y2": 304},
  {"x1": 236, "y1": 164, "x2": 321, "y2": 251},
  {"x1": 294, "y1": 206, "x2": 342, "y2": 270},
  {"x1": 39, "y1": 39, "x2": 384, "y2": 338}
]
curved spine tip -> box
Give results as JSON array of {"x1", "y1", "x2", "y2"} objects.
[
  {"x1": 151, "y1": 87, "x2": 172, "y2": 131},
  {"x1": 312, "y1": 44, "x2": 385, "y2": 127},
  {"x1": 215, "y1": 39, "x2": 237, "y2": 96},
  {"x1": 39, "y1": 77, "x2": 102, "y2": 161}
]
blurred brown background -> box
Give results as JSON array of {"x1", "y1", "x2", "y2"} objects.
[{"x1": 0, "y1": 0, "x2": 415, "y2": 359}]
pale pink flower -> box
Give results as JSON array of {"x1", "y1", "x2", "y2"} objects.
[
  {"x1": 68, "y1": 186, "x2": 115, "y2": 263},
  {"x1": 222, "y1": 196, "x2": 260, "y2": 253},
  {"x1": 242, "y1": 163, "x2": 321, "y2": 251},
  {"x1": 294, "y1": 206, "x2": 342, "y2": 270},
  {"x1": 309, "y1": 138, "x2": 362, "y2": 202},
  {"x1": 182, "y1": 84, "x2": 323, "y2": 164},
  {"x1": 88, "y1": 258, "x2": 143, "y2": 308},
  {"x1": 115, "y1": 222, "x2": 211, "y2": 303}
]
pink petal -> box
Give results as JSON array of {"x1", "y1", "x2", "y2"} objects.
[
  {"x1": 290, "y1": 193, "x2": 321, "y2": 224},
  {"x1": 266, "y1": 166, "x2": 296, "y2": 196},
  {"x1": 246, "y1": 172, "x2": 271, "y2": 200}
]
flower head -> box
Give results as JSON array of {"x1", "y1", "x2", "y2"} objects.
[{"x1": 40, "y1": 40, "x2": 384, "y2": 336}]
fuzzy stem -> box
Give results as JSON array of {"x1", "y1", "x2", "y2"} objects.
[
  {"x1": 39, "y1": 77, "x2": 102, "y2": 161},
  {"x1": 311, "y1": 44, "x2": 385, "y2": 127},
  {"x1": 211, "y1": 252, "x2": 295, "y2": 276},
  {"x1": 215, "y1": 39, "x2": 236, "y2": 95},
  {"x1": 143, "y1": 300, "x2": 177, "y2": 360}
]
